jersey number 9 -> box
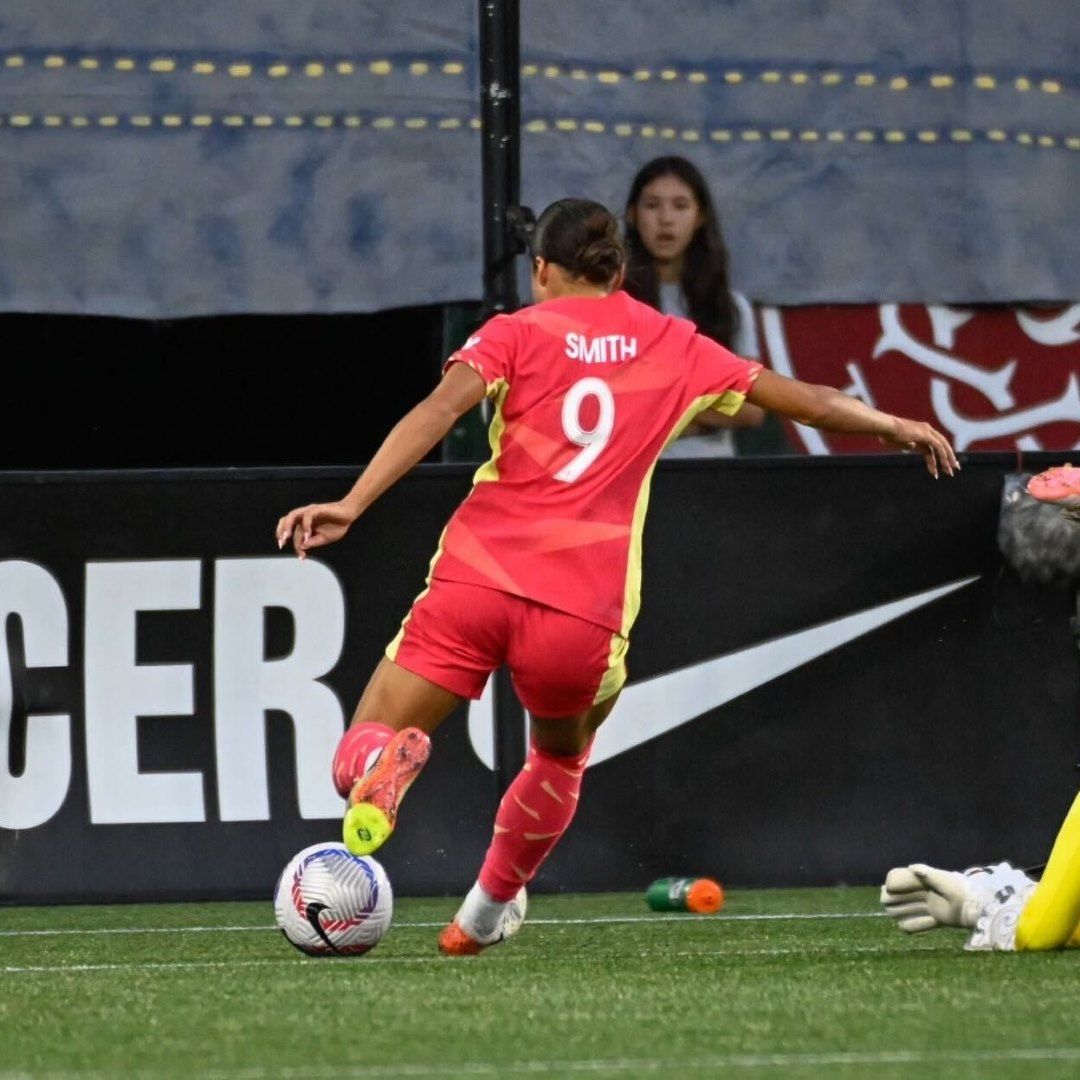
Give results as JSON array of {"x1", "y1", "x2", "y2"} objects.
[{"x1": 555, "y1": 377, "x2": 615, "y2": 483}]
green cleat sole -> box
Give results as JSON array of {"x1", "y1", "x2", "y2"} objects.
[
  {"x1": 341, "y1": 726, "x2": 431, "y2": 857},
  {"x1": 343, "y1": 802, "x2": 393, "y2": 856}
]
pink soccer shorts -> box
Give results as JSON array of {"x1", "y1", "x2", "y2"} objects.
[{"x1": 386, "y1": 578, "x2": 628, "y2": 717}]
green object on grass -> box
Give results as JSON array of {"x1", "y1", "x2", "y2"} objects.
[{"x1": 646, "y1": 875, "x2": 723, "y2": 913}]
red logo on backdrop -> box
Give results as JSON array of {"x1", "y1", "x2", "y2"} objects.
[{"x1": 758, "y1": 304, "x2": 1080, "y2": 454}]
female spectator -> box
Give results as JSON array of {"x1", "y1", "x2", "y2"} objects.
[{"x1": 623, "y1": 155, "x2": 770, "y2": 456}]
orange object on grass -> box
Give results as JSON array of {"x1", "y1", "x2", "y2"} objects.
[{"x1": 685, "y1": 878, "x2": 725, "y2": 914}]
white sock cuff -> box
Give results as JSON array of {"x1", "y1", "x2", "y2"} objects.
[{"x1": 455, "y1": 881, "x2": 509, "y2": 944}]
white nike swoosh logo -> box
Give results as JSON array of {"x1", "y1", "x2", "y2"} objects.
[{"x1": 467, "y1": 575, "x2": 978, "y2": 769}]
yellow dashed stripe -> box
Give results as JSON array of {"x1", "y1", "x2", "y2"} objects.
[
  {"x1": 0, "y1": 113, "x2": 1075, "y2": 151},
  {"x1": 5, "y1": 52, "x2": 1071, "y2": 96},
  {"x1": 534, "y1": 60, "x2": 1071, "y2": 96},
  {"x1": 1, "y1": 53, "x2": 466, "y2": 79},
  {"x1": 527, "y1": 122, "x2": 1079, "y2": 149}
]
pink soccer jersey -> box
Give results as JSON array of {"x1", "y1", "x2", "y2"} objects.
[{"x1": 433, "y1": 290, "x2": 762, "y2": 635}]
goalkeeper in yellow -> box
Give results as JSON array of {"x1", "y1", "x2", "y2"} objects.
[
  {"x1": 881, "y1": 790, "x2": 1080, "y2": 952},
  {"x1": 883, "y1": 465, "x2": 1080, "y2": 952}
]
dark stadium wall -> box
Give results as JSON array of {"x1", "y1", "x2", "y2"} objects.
[
  {"x1": 0, "y1": 307, "x2": 447, "y2": 469},
  {"x1": 0, "y1": 455, "x2": 1076, "y2": 903},
  {"x1": 7, "y1": 299, "x2": 1078, "y2": 470}
]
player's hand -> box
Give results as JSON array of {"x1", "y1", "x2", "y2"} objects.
[
  {"x1": 881, "y1": 861, "x2": 1036, "y2": 933},
  {"x1": 879, "y1": 418, "x2": 959, "y2": 479},
  {"x1": 880, "y1": 863, "x2": 977, "y2": 932},
  {"x1": 275, "y1": 501, "x2": 356, "y2": 560}
]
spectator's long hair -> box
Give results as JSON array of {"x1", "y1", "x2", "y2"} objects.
[{"x1": 623, "y1": 156, "x2": 738, "y2": 348}]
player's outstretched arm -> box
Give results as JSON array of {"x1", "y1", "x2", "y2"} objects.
[
  {"x1": 747, "y1": 369, "x2": 958, "y2": 478},
  {"x1": 276, "y1": 363, "x2": 487, "y2": 559}
]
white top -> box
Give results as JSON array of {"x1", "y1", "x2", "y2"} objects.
[{"x1": 660, "y1": 286, "x2": 759, "y2": 458}]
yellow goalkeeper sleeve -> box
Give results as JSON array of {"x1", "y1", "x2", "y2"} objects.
[{"x1": 1016, "y1": 790, "x2": 1080, "y2": 951}]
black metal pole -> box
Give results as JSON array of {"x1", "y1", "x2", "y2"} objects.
[
  {"x1": 479, "y1": 0, "x2": 527, "y2": 796},
  {"x1": 479, "y1": 0, "x2": 522, "y2": 317}
]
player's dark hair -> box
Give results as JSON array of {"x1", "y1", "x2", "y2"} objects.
[
  {"x1": 623, "y1": 156, "x2": 738, "y2": 348},
  {"x1": 531, "y1": 198, "x2": 625, "y2": 286}
]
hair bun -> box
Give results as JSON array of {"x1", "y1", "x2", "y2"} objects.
[
  {"x1": 577, "y1": 238, "x2": 624, "y2": 285},
  {"x1": 531, "y1": 197, "x2": 625, "y2": 286}
]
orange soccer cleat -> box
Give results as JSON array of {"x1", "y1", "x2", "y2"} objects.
[
  {"x1": 342, "y1": 727, "x2": 431, "y2": 856},
  {"x1": 438, "y1": 922, "x2": 486, "y2": 956},
  {"x1": 438, "y1": 886, "x2": 528, "y2": 956},
  {"x1": 1027, "y1": 464, "x2": 1080, "y2": 509}
]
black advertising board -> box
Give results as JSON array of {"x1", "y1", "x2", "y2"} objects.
[{"x1": 1, "y1": 455, "x2": 1076, "y2": 902}]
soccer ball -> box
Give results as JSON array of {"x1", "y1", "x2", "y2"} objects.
[{"x1": 274, "y1": 842, "x2": 393, "y2": 956}]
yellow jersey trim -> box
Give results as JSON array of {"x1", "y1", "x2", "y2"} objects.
[
  {"x1": 386, "y1": 522, "x2": 451, "y2": 660},
  {"x1": 620, "y1": 395, "x2": 725, "y2": 637},
  {"x1": 398, "y1": 376, "x2": 508, "y2": 652},
  {"x1": 593, "y1": 632, "x2": 629, "y2": 705},
  {"x1": 472, "y1": 377, "x2": 510, "y2": 485},
  {"x1": 706, "y1": 388, "x2": 748, "y2": 417}
]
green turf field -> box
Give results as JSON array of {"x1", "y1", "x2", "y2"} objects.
[{"x1": 1, "y1": 887, "x2": 1077, "y2": 1079}]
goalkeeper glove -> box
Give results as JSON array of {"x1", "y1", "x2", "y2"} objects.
[{"x1": 880, "y1": 861, "x2": 1035, "y2": 933}]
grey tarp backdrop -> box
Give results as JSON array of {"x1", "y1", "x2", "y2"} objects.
[{"x1": 0, "y1": 0, "x2": 1078, "y2": 316}]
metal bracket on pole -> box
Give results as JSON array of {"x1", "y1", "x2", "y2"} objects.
[{"x1": 479, "y1": 0, "x2": 523, "y2": 318}]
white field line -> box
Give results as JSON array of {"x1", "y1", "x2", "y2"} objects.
[
  {"x1": 1, "y1": 957, "x2": 440, "y2": 974},
  {"x1": 0, "y1": 911, "x2": 884, "y2": 938},
  {"x1": 3, "y1": 1048, "x2": 1080, "y2": 1078},
  {"x1": 0, "y1": 943, "x2": 954, "y2": 975}
]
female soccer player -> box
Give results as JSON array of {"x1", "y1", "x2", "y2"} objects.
[
  {"x1": 276, "y1": 197, "x2": 957, "y2": 956},
  {"x1": 623, "y1": 155, "x2": 767, "y2": 456}
]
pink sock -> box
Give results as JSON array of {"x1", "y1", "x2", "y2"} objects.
[
  {"x1": 478, "y1": 739, "x2": 593, "y2": 902},
  {"x1": 332, "y1": 721, "x2": 395, "y2": 798}
]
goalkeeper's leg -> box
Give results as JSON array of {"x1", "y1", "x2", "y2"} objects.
[
  {"x1": 1015, "y1": 790, "x2": 1080, "y2": 951},
  {"x1": 1013, "y1": 466, "x2": 1080, "y2": 946}
]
